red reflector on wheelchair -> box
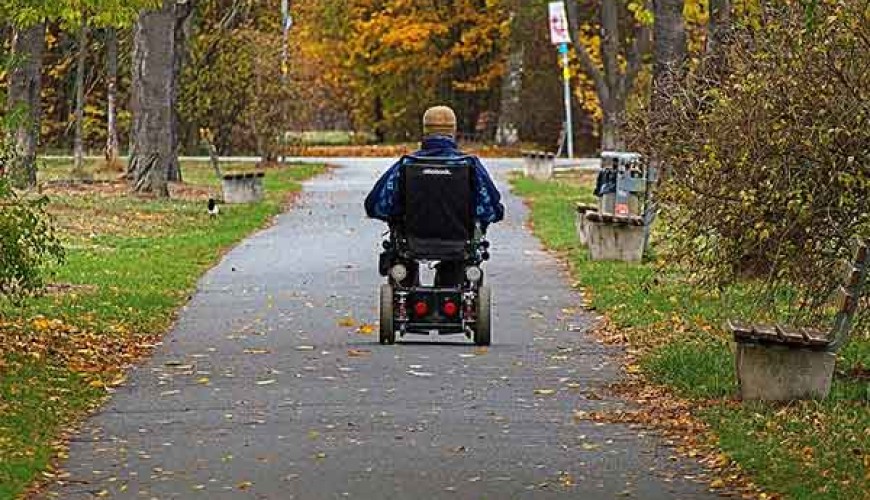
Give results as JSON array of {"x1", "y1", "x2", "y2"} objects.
[
  {"x1": 414, "y1": 301, "x2": 429, "y2": 317},
  {"x1": 442, "y1": 301, "x2": 458, "y2": 317}
]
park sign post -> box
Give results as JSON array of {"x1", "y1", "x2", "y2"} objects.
[{"x1": 549, "y1": 1, "x2": 574, "y2": 158}]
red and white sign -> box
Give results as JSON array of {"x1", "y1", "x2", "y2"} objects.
[{"x1": 548, "y1": 1, "x2": 571, "y2": 45}]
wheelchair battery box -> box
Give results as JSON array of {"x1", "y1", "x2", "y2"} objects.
[{"x1": 406, "y1": 289, "x2": 463, "y2": 321}]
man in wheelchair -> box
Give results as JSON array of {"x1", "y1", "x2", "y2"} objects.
[{"x1": 364, "y1": 106, "x2": 505, "y2": 345}]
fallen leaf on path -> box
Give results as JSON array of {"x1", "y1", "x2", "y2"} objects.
[
  {"x1": 338, "y1": 317, "x2": 356, "y2": 328},
  {"x1": 534, "y1": 389, "x2": 556, "y2": 396},
  {"x1": 197, "y1": 377, "x2": 210, "y2": 385},
  {"x1": 348, "y1": 349, "x2": 371, "y2": 357},
  {"x1": 236, "y1": 481, "x2": 253, "y2": 490},
  {"x1": 357, "y1": 324, "x2": 375, "y2": 335}
]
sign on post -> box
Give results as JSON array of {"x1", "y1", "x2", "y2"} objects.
[
  {"x1": 548, "y1": 1, "x2": 571, "y2": 45},
  {"x1": 549, "y1": 1, "x2": 574, "y2": 158}
]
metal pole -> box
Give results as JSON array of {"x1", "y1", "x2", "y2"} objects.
[
  {"x1": 559, "y1": 43, "x2": 574, "y2": 158},
  {"x1": 280, "y1": 0, "x2": 290, "y2": 163},
  {"x1": 281, "y1": 0, "x2": 290, "y2": 83}
]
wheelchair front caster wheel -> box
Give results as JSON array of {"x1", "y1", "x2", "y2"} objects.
[
  {"x1": 379, "y1": 284, "x2": 396, "y2": 345},
  {"x1": 474, "y1": 286, "x2": 491, "y2": 346}
]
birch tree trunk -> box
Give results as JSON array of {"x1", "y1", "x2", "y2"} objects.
[
  {"x1": 73, "y1": 18, "x2": 89, "y2": 176},
  {"x1": 7, "y1": 23, "x2": 45, "y2": 188},
  {"x1": 105, "y1": 27, "x2": 120, "y2": 168}
]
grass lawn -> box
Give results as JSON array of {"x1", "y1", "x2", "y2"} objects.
[
  {"x1": 510, "y1": 175, "x2": 869, "y2": 500},
  {"x1": 0, "y1": 160, "x2": 325, "y2": 499}
]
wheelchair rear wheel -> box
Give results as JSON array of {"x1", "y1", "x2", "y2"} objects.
[
  {"x1": 379, "y1": 284, "x2": 396, "y2": 345},
  {"x1": 474, "y1": 286, "x2": 491, "y2": 346}
]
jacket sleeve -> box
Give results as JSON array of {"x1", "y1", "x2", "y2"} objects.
[
  {"x1": 364, "y1": 160, "x2": 403, "y2": 221},
  {"x1": 472, "y1": 158, "x2": 505, "y2": 227}
]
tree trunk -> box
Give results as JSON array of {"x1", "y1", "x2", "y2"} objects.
[
  {"x1": 7, "y1": 23, "x2": 45, "y2": 189},
  {"x1": 568, "y1": 0, "x2": 650, "y2": 152},
  {"x1": 601, "y1": 103, "x2": 625, "y2": 150},
  {"x1": 373, "y1": 95, "x2": 385, "y2": 143},
  {"x1": 105, "y1": 27, "x2": 120, "y2": 168},
  {"x1": 706, "y1": 0, "x2": 731, "y2": 72},
  {"x1": 652, "y1": 0, "x2": 687, "y2": 112},
  {"x1": 128, "y1": 1, "x2": 194, "y2": 196},
  {"x1": 128, "y1": 9, "x2": 176, "y2": 197},
  {"x1": 167, "y1": 0, "x2": 194, "y2": 182},
  {"x1": 495, "y1": 48, "x2": 523, "y2": 146},
  {"x1": 73, "y1": 18, "x2": 89, "y2": 177}
]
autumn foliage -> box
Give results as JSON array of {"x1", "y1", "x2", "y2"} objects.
[
  {"x1": 294, "y1": 0, "x2": 511, "y2": 141},
  {"x1": 631, "y1": 0, "x2": 869, "y2": 325}
]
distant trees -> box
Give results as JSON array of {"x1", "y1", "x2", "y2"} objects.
[{"x1": 294, "y1": 0, "x2": 512, "y2": 141}]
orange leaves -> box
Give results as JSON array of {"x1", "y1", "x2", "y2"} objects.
[{"x1": 295, "y1": 0, "x2": 512, "y2": 134}]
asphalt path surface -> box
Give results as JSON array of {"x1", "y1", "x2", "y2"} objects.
[{"x1": 44, "y1": 159, "x2": 714, "y2": 499}]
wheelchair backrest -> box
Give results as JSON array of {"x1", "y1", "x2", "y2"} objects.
[{"x1": 400, "y1": 155, "x2": 475, "y2": 260}]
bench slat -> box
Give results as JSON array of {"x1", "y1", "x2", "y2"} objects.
[
  {"x1": 727, "y1": 319, "x2": 753, "y2": 335},
  {"x1": 775, "y1": 324, "x2": 808, "y2": 345},
  {"x1": 752, "y1": 324, "x2": 782, "y2": 342},
  {"x1": 838, "y1": 286, "x2": 858, "y2": 315},
  {"x1": 801, "y1": 328, "x2": 831, "y2": 347}
]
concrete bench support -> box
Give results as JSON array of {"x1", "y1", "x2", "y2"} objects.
[
  {"x1": 734, "y1": 343, "x2": 835, "y2": 400},
  {"x1": 575, "y1": 204, "x2": 598, "y2": 246},
  {"x1": 522, "y1": 151, "x2": 555, "y2": 181},
  {"x1": 222, "y1": 172, "x2": 265, "y2": 204},
  {"x1": 584, "y1": 212, "x2": 646, "y2": 262}
]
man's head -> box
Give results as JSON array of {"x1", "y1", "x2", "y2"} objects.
[{"x1": 422, "y1": 106, "x2": 457, "y2": 138}]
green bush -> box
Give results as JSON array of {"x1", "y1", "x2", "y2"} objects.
[{"x1": 0, "y1": 143, "x2": 64, "y2": 303}]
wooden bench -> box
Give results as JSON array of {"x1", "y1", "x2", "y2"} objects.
[
  {"x1": 521, "y1": 151, "x2": 555, "y2": 180},
  {"x1": 728, "y1": 240, "x2": 868, "y2": 400},
  {"x1": 575, "y1": 203, "x2": 646, "y2": 262},
  {"x1": 221, "y1": 171, "x2": 266, "y2": 204}
]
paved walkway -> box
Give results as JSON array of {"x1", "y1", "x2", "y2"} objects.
[{"x1": 45, "y1": 159, "x2": 714, "y2": 499}]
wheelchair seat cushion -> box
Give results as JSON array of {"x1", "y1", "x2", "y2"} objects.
[{"x1": 400, "y1": 156, "x2": 475, "y2": 260}]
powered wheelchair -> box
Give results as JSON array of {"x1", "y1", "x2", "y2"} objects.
[{"x1": 378, "y1": 155, "x2": 492, "y2": 346}]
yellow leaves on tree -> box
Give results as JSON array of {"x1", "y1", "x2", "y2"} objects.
[{"x1": 294, "y1": 0, "x2": 511, "y2": 139}]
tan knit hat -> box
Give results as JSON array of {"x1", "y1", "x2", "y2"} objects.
[{"x1": 422, "y1": 106, "x2": 457, "y2": 137}]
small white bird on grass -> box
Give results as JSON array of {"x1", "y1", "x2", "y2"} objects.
[{"x1": 208, "y1": 198, "x2": 220, "y2": 218}]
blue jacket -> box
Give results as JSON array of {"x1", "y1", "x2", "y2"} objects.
[{"x1": 364, "y1": 136, "x2": 505, "y2": 228}]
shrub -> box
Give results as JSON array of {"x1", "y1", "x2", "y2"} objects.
[
  {"x1": 631, "y1": 1, "x2": 869, "y2": 325},
  {"x1": 0, "y1": 134, "x2": 64, "y2": 303}
]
